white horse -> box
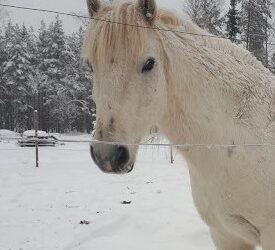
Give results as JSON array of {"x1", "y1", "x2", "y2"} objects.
[{"x1": 83, "y1": 0, "x2": 275, "y2": 248}]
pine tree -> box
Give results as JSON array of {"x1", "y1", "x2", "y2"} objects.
[
  {"x1": 0, "y1": 17, "x2": 95, "y2": 133},
  {"x1": 36, "y1": 20, "x2": 52, "y2": 131},
  {"x1": 1, "y1": 23, "x2": 35, "y2": 131},
  {"x1": 226, "y1": 0, "x2": 241, "y2": 42},
  {"x1": 185, "y1": 0, "x2": 224, "y2": 35},
  {"x1": 0, "y1": 25, "x2": 7, "y2": 128},
  {"x1": 37, "y1": 16, "x2": 69, "y2": 132},
  {"x1": 17, "y1": 24, "x2": 36, "y2": 131},
  {"x1": 241, "y1": 0, "x2": 272, "y2": 66},
  {"x1": 65, "y1": 27, "x2": 95, "y2": 132},
  {"x1": 0, "y1": 22, "x2": 14, "y2": 130},
  {"x1": 270, "y1": 52, "x2": 275, "y2": 74}
]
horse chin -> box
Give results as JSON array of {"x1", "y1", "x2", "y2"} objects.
[
  {"x1": 98, "y1": 162, "x2": 135, "y2": 175},
  {"x1": 126, "y1": 162, "x2": 135, "y2": 173},
  {"x1": 117, "y1": 162, "x2": 135, "y2": 175}
]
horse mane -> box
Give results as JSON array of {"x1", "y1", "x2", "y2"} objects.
[{"x1": 156, "y1": 9, "x2": 267, "y2": 71}]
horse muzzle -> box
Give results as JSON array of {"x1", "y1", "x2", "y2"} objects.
[{"x1": 90, "y1": 142, "x2": 134, "y2": 174}]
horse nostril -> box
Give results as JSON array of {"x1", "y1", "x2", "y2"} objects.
[{"x1": 115, "y1": 146, "x2": 129, "y2": 167}]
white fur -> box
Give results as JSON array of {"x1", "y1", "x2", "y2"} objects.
[{"x1": 83, "y1": 0, "x2": 275, "y2": 248}]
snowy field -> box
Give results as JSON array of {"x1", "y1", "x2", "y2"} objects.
[{"x1": 0, "y1": 135, "x2": 214, "y2": 250}]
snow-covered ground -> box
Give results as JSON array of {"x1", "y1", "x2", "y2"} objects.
[
  {"x1": 0, "y1": 135, "x2": 214, "y2": 250},
  {"x1": 0, "y1": 129, "x2": 20, "y2": 139}
]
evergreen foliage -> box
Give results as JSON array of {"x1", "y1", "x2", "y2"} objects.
[
  {"x1": 240, "y1": 0, "x2": 272, "y2": 65},
  {"x1": 186, "y1": 0, "x2": 225, "y2": 35},
  {"x1": 226, "y1": 0, "x2": 241, "y2": 42},
  {"x1": 0, "y1": 17, "x2": 95, "y2": 133}
]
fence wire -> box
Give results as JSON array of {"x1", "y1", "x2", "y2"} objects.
[
  {"x1": 2, "y1": 137, "x2": 275, "y2": 149},
  {"x1": 1, "y1": 3, "x2": 275, "y2": 46},
  {"x1": 1, "y1": 3, "x2": 275, "y2": 150}
]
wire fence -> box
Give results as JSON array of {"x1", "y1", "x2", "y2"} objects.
[
  {"x1": 1, "y1": 3, "x2": 275, "y2": 46},
  {"x1": 2, "y1": 136, "x2": 275, "y2": 149},
  {"x1": 1, "y1": 3, "x2": 275, "y2": 150}
]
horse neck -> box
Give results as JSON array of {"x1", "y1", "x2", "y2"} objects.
[
  {"x1": 159, "y1": 29, "x2": 274, "y2": 151},
  {"x1": 155, "y1": 23, "x2": 275, "y2": 175},
  {"x1": 158, "y1": 34, "x2": 230, "y2": 146}
]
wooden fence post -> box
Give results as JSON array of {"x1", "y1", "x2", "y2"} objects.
[
  {"x1": 170, "y1": 146, "x2": 174, "y2": 164},
  {"x1": 34, "y1": 110, "x2": 39, "y2": 168}
]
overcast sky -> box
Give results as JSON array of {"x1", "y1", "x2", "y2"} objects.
[{"x1": 4, "y1": 0, "x2": 228, "y2": 33}]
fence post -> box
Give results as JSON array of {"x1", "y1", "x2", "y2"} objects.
[
  {"x1": 34, "y1": 110, "x2": 39, "y2": 168},
  {"x1": 170, "y1": 146, "x2": 174, "y2": 164}
]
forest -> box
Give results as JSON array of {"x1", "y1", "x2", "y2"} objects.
[
  {"x1": 0, "y1": 16, "x2": 94, "y2": 133},
  {"x1": 0, "y1": 0, "x2": 275, "y2": 133}
]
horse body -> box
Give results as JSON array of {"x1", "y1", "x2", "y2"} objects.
[
  {"x1": 160, "y1": 31, "x2": 275, "y2": 247},
  {"x1": 84, "y1": 0, "x2": 275, "y2": 248}
]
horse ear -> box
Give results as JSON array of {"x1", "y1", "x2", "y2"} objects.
[
  {"x1": 87, "y1": 0, "x2": 100, "y2": 17},
  {"x1": 137, "y1": 0, "x2": 157, "y2": 22}
]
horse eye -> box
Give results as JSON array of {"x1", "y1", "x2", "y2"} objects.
[
  {"x1": 87, "y1": 61, "x2": 93, "y2": 72},
  {"x1": 142, "y1": 57, "x2": 155, "y2": 73}
]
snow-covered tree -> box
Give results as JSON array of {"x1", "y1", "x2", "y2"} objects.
[
  {"x1": 241, "y1": 0, "x2": 273, "y2": 66},
  {"x1": 38, "y1": 16, "x2": 69, "y2": 132},
  {"x1": 0, "y1": 23, "x2": 35, "y2": 131},
  {"x1": 226, "y1": 0, "x2": 241, "y2": 42},
  {"x1": 0, "y1": 25, "x2": 7, "y2": 126},
  {"x1": 36, "y1": 20, "x2": 53, "y2": 131},
  {"x1": 0, "y1": 17, "x2": 95, "y2": 133},
  {"x1": 270, "y1": 52, "x2": 275, "y2": 74},
  {"x1": 185, "y1": 0, "x2": 224, "y2": 35},
  {"x1": 65, "y1": 27, "x2": 95, "y2": 132}
]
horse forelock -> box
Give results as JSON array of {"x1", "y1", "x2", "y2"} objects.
[
  {"x1": 82, "y1": 1, "x2": 186, "y2": 68},
  {"x1": 83, "y1": 2, "x2": 145, "y2": 68}
]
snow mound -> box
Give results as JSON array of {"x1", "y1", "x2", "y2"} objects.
[
  {"x1": 48, "y1": 133, "x2": 62, "y2": 139},
  {"x1": 23, "y1": 130, "x2": 48, "y2": 137},
  {"x1": 0, "y1": 129, "x2": 19, "y2": 138}
]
